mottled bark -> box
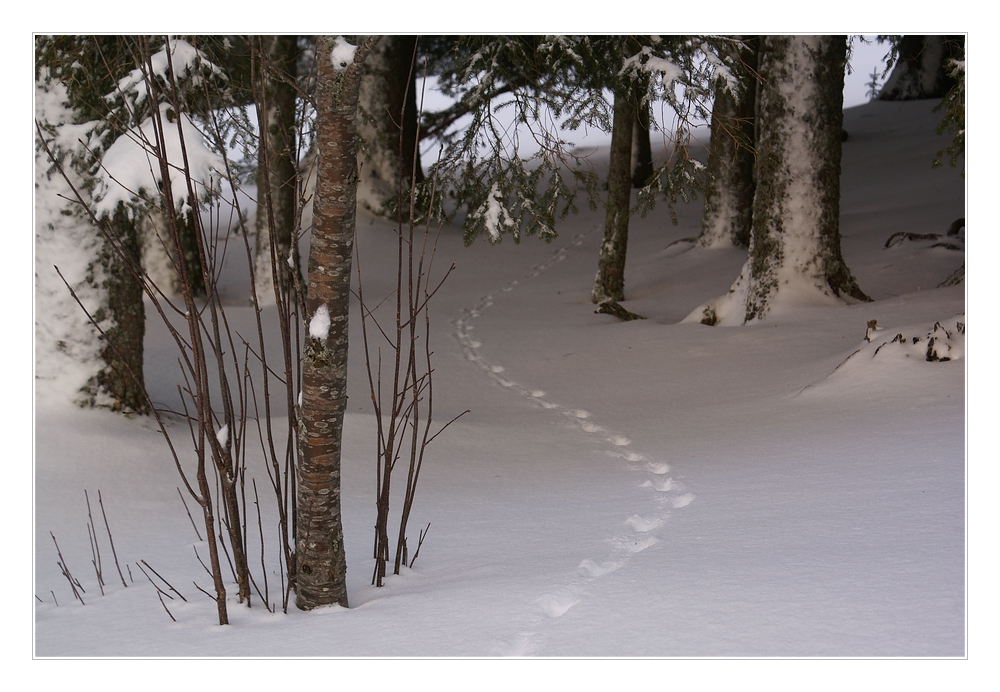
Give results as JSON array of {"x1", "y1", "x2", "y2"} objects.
[
  {"x1": 254, "y1": 35, "x2": 301, "y2": 303},
  {"x1": 744, "y1": 35, "x2": 868, "y2": 322},
  {"x1": 92, "y1": 205, "x2": 148, "y2": 413},
  {"x1": 878, "y1": 36, "x2": 964, "y2": 101},
  {"x1": 700, "y1": 38, "x2": 758, "y2": 249},
  {"x1": 296, "y1": 35, "x2": 378, "y2": 611},
  {"x1": 592, "y1": 86, "x2": 636, "y2": 304}
]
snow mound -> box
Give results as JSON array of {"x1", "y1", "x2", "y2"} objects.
[{"x1": 799, "y1": 314, "x2": 965, "y2": 397}]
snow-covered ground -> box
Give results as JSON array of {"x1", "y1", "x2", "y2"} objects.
[{"x1": 33, "y1": 96, "x2": 975, "y2": 681}]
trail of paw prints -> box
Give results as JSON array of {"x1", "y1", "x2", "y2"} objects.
[{"x1": 457, "y1": 228, "x2": 696, "y2": 655}]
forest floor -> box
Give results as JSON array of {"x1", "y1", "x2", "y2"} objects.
[{"x1": 32, "y1": 99, "x2": 975, "y2": 683}]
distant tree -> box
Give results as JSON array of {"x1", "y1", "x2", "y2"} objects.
[
  {"x1": 877, "y1": 35, "x2": 964, "y2": 101},
  {"x1": 698, "y1": 36, "x2": 759, "y2": 249},
  {"x1": 689, "y1": 35, "x2": 869, "y2": 326},
  {"x1": 865, "y1": 67, "x2": 882, "y2": 101},
  {"x1": 418, "y1": 36, "x2": 731, "y2": 315},
  {"x1": 593, "y1": 67, "x2": 640, "y2": 304},
  {"x1": 252, "y1": 35, "x2": 303, "y2": 303}
]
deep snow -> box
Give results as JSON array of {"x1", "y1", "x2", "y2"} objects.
[{"x1": 33, "y1": 91, "x2": 973, "y2": 680}]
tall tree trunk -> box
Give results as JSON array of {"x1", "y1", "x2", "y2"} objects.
[
  {"x1": 254, "y1": 35, "x2": 301, "y2": 303},
  {"x1": 295, "y1": 35, "x2": 378, "y2": 611},
  {"x1": 686, "y1": 36, "x2": 868, "y2": 327},
  {"x1": 744, "y1": 35, "x2": 868, "y2": 321},
  {"x1": 592, "y1": 85, "x2": 636, "y2": 304},
  {"x1": 93, "y1": 206, "x2": 148, "y2": 413},
  {"x1": 699, "y1": 38, "x2": 759, "y2": 249},
  {"x1": 878, "y1": 36, "x2": 964, "y2": 101},
  {"x1": 357, "y1": 35, "x2": 423, "y2": 214}
]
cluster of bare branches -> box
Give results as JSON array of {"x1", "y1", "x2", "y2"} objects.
[
  {"x1": 38, "y1": 35, "x2": 314, "y2": 625},
  {"x1": 357, "y1": 53, "x2": 467, "y2": 587}
]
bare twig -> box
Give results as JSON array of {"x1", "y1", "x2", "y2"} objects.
[
  {"x1": 157, "y1": 591, "x2": 177, "y2": 622},
  {"x1": 177, "y1": 486, "x2": 204, "y2": 541},
  {"x1": 86, "y1": 522, "x2": 105, "y2": 596},
  {"x1": 409, "y1": 522, "x2": 431, "y2": 569},
  {"x1": 193, "y1": 581, "x2": 216, "y2": 601},
  {"x1": 140, "y1": 559, "x2": 188, "y2": 602},
  {"x1": 135, "y1": 561, "x2": 172, "y2": 600},
  {"x1": 84, "y1": 491, "x2": 104, "y2": 594},
  {"x1": 98, "y1": 490, "x2": 128, "y2": 589},
  {"x1": 51, "y1": 532, "x2": 85, "y2": 605}
]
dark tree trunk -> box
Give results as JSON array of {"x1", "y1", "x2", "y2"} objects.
[
  {"x1": 295, "y1": 35, "x2": 378, "y2": 611},
  {"x1": 878, "y1": 36, "x2": 965, "y2": 101},
  {"x1": 631, "y1": 79, "x2": 653, "y2": 189},
  {"x1": 592, "y1": 85, "x2": 636, "y2": 304},
  {"x1": 94, "y1": 206, "x2": 148, "y2": 413},
  {"x1": 384, "y1": 35, "x2": 424, "y2": 186},
  {"x1": 700, "y1": 37, "x2": 759, "y2": 249},
  {"x1": 743, "y1": 35, "x2": 868, "y2": 322},
  {"x1": 357, "y1": 36, "x2": 423, "y2": 213},
  {"x1": 254, "y1": 35, "x2": 301, "y2": 302},
  {"x1": 177, "y1": 211, "x2": 205, "y2": 297}
]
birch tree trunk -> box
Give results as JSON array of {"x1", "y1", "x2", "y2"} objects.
[
  {"x1": 592, "y1": 85, "x2": 636, "y2": 304},
  {"x1": 295, "y1": 35, "x2": 378, "y2": 611}
]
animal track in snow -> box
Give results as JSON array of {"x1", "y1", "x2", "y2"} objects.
[
  {"x1": 616, "y1": 535, "x2": 658, "y2": 553},
  {"x1": 626, "y1": 515, "x2": 663, "y2": 532},
  {"x1": 577, "y1": 559, "x2": 622, "y2": 578},
  {"x1": 641, "y1": 477, "x2": 675, "y2": 492},
  {"x1": 670, "y1": 493, "x2": 695, "y2": 508},
  {"x1": 536, "y1": 590, "x2": 582, "y2": 618},
  {"x1": 457, "y1": 226, "x2": 696, "y2": 655}
]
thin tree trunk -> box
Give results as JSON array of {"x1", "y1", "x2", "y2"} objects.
[
  {"x1": 254, "y1": 35, "x2": 301, "y2": 303},
  {"x1": 295, "y1": 35, "x2": 378, "y2": 611},
  {"x1": 700, "y1": 38, "x2": 758, "y2": 249},
  {"x1": 592, "y1": 86, "x2": 636, "y2": 304},
  {"x1": 630, "y1": 80, "x2": 653, "y2": 189},
  {"x1": 95, "y1": 206, "x2": 148, "y2": 413}
]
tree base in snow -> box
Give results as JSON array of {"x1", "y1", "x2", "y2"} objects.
[{"x1": 595, "y1": 300, "x2": 645, "y2": 322}]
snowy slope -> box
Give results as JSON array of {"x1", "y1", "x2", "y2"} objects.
[{"x1": 35, "y1": 99, "x2": 965, "y2": 661}]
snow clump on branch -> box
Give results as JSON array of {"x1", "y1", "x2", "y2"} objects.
[{"x1": 93, "y1": 103, "x2": 224, "y2": 219}]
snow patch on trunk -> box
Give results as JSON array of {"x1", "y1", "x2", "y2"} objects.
[
  {"x1": 309, "y1": 304, "x2": 331, "y2": 341},
  {"x1": 330, "y1": 36, "x2": 357, "y2": 71}
]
